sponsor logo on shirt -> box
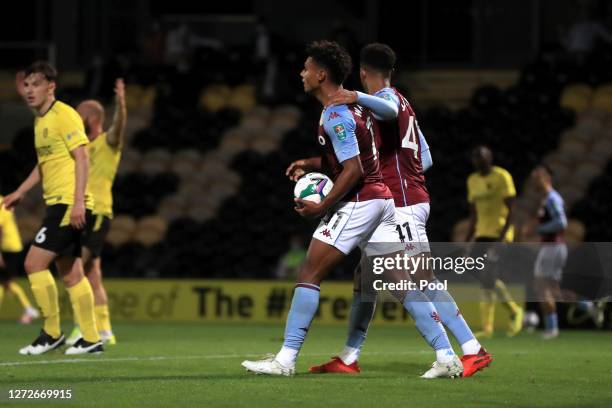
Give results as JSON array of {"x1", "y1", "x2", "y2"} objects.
[{"x1": 320, "y1": 229, "x2": 332, "y2": 238}]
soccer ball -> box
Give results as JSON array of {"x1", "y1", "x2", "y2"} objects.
[
  {"x1": 523, "y1": 311, "x2": 540, "y2": 331},
  {"x1": 294, "y1": 172, "x2": 333, "y2": 204}
]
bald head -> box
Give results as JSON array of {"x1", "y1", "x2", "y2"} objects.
[
  {"x1": 471, "y1": 145, "x2": 493, "y2": 173},
  {"x1": 77, "y1": 100, "x2": 105, "y2": 138}
]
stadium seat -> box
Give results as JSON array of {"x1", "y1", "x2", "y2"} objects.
[
  {"x1": 560, "y1": 84, "x2": 592, "y2": 113},
  {"x1": 133, "y1": 216, "x2": 167, "y2": 247},
  {"x1": 106, "y1": 215, "x2": 137, "y2": 246},
  {"x1": 565, "y1": 219, "x2": 586, "y2": 243}
]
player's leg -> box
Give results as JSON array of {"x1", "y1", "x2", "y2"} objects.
[
  {"x1": 1, "y1": 252, "x2": 40, "y2": 324},
  {"x1": 404, "y1": 204, "x2": 482, "y2": 353},
  {"x1": 0, "y1": 281, "x2": 5, "y2": 310},
  {"x1": 87, "y1": 257, "x2": 114, "y2": 343},
  {"x1": 309, "y1": 257, "x2": 376, "y2": 374},
  {"x1": 366, "y1": 200, "x2": 461, "y2": 378},
  {"x1": 536, "y1": 277, "x2": 558, "y2": 338},
  {"x1": 486, "y1": 241, "x2": 523, "y2": 335},
  {"x1": 83, "y1": 215, "x2": 114, "y2": 344},
  {"x1": 242, "y1": 200, "x2": 384, "y2": 376},
  {"x1": 19, "y1": 245, "x2": 63, "y2": 355},
  {"x1": 471, "y1": 240, "x2": 497, "y2": 338},
  {"x1": 279, "y1": 239, "x2": 346, "y2": 358},
  {"x1": 535, "y1": 244, "x2": 567, "y2": 339},
  {"x1": 243, "y1": 238, "x2": 346, "y2": 375},
  {"x1": 57, "y1": 254, "x2": 103, "y2": 354}
]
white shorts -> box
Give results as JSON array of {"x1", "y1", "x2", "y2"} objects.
[
  {"x1": 534, "y1": 243, "x2": 567, "y2": 282},
  {"x1": 313, "y1": 198, "x2": 402, "y2": 256},
  {"x1": 369, "y1": 202, "x2": 431, "y2": 257}
]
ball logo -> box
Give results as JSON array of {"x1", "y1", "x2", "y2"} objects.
[{"x1": 318, "y1": 135, "x2": 326, "y2": 146}]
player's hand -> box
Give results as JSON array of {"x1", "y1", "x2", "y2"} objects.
[
  {"x1": 286, "y1": 159, "x2": 307, "y2": 182},
  {"x1": 2, "y1": 191, "x2": 23, "y2": 210},
  {"x1": 328, "y1": 89, "x2": 358, "y2": 107},
  {"x1": 115, "y1": 78, "x2": 126, "y2": 106},
  {"x1": 294, "y1": 198, "x2": 325, "y2": 219},
  {"x1": 15, "y1": 71, "x2": 26, "y2": 99},
  {"x1": 70, "y1": 201, "x2": 87, "y2": 230}
]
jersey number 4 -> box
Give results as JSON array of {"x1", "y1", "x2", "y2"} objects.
[{"x1": 402, "y1": 116, "x2": 419, "y2": 159}]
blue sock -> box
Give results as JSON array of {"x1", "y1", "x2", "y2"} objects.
[
  {"x1": 424, "y1": 280, "x2": 477, "y2": 349},
  {"x1": 403, "y1": 290, "x2": 453, "y2": 353},
  {"x1": 281, "y1": 284, "x2": 320, "y2": 353},
  {"x1": 545, "y1": 313, "x2": 558, "y2": 331},
  {"x1": 345, "y1": 291, "x2": 376, "y2": 349}
]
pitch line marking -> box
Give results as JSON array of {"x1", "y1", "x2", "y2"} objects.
[{"x1": 0, "y1": 350, "x2": 434, "y2": 367}]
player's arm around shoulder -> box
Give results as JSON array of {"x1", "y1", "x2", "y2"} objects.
[{"x1": 106, "y1": 78, "x2": 127, "y2": 149}]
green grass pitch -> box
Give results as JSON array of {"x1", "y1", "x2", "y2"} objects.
[{"x1": 1, "y1": 322, "x2": 611, "y2": 407}]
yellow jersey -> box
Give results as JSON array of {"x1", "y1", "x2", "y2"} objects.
[
  {"x1": 0, "y1": 196, "x2": 23, "y2": 252},
  {"x1": 88, "y1": 132, "x2": 122, "y2": 217},
  {"x1": 34, "y1": 100, "x2": 93, "y2": 208},
  {"x1": 467, "y1": 166, "x2": 516, "y2": 242}
]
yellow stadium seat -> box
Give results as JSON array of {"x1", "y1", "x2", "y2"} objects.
[{"x1": 560, "y1": 84, "x2": 593, "y2": 113}]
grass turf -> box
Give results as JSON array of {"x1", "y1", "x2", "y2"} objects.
[{"x1": 1, "y1": 322, "x2": 611, "y2": 407}]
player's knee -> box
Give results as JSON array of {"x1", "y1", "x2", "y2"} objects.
[{"x1": 24, "y1": 256, "x2": 44, "y2": 274}]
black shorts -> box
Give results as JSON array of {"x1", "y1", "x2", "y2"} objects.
[
  {"x1": 0, "y1": 251, "x2": 21, "y2": 283},
  {"x1": 32, "y1": 204, "x2": 93, "y2": 258},
  {"x1": 470, "y1": 237, "x2": 500, "y2": 289},
  {"x1": 82, "y1": 214, "x2": 111, "y2": 258}
]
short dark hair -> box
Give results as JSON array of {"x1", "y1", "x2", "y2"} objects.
[
  {"x1": 360, "y1": 43, "x2": 396, "y2": 75},
  {"x1": 24, "y1": 60, "x2": 57, "y2": 82},
  {"x1": 305, "y1": 40, "x2": 352, "y2": 85},
  {"x1": 539, "y1": 163, "x2": 554, "y2": 178}
]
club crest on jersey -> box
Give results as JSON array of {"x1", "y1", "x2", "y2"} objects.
[
  {"x1": 333, "y1": 124, "x2": 347, "y2": 141},
  {"x1": 328, "y1": 112, "x2": 340, "y2": 120}
]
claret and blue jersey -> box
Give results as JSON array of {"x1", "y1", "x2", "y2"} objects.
[{"x1": 317, "y1": 103, "x2": 391, "y2": 202}]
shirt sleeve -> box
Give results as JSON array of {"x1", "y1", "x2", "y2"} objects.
[
  {"x1": 59, "y1": 109, "x2": 89, "y2": 152},
  {"x1": 323, "y1": 107, "x2": 360, "y2": 163},
  {"x1": 357, "y1": 90, "x2": 399, "y2": 120},
  {"x1": 538, "y1": 193, "x2": 568, "y2": 234},
  {"x1": 499, "y1": 170, "x2": 516, "y2": 198},
  {"x1": 418, "y1": 127, "x2": 433, "y2": 171}
]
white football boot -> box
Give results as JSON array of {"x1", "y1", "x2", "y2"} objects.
[
  {"x1": 19, "y1": 330, "x2": 65, "y2": 355},
  {"x1": 541, "y1": 329, "x2": 559, "y2": 340},
  {"x1": 65, "y1": 338, "x2": 104, "y2": 355},
  {"x1": 421, "y1": 355, "x2": 463, "y2": 379},
  {"x1": 242, "y1": 354, "x2": 295, "y2": 376}
]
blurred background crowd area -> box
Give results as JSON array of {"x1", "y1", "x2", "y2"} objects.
[{"x1": 0, "y1": 0, "x2": 612, "y2": 279}]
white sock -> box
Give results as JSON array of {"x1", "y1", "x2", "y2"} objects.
[
  {"x1": 275, "y1": 346, "x2": 298, "y2": 367},
  {"x1": 436, "y1": 348, "x2": 456, "y2": 364},
  {"x1": 339, "y1": 345, "x2": 360, "y2": 365},
  {"x1": 461, "y1": 339, "x2": 481, "y2": 355}
]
